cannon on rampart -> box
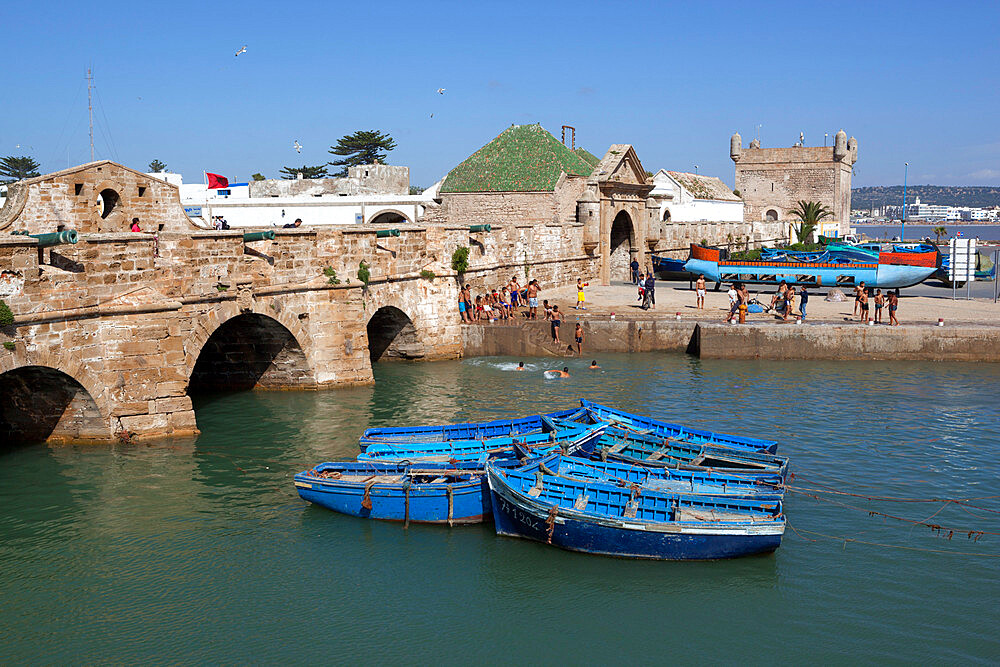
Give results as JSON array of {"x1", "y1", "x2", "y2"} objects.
[
  {"x1": 11, "y1": 230, "x2": 79, "y2": 246},
  {"x1": 243, "y1": 230, "x2": 276, "y2": 242}
]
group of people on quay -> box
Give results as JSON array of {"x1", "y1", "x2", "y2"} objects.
[
  {"x1": 704, "y1": 276, "x2": 901, "y2": 325},
  {"x1": 457, "y1": 277, "x2": 588, "y2": 354}
]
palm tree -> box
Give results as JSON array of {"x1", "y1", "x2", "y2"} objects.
[
  {"x1": 933, "y1": 226, "x2": 947, "y2": 244},
  {"x1": 789, "y1": 200, "x2": 833, "y2": 244}
]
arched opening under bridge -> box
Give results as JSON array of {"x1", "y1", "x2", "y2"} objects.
[
  {"x1": 188, "y1": 313, "x2": 312, "y2": 393},
  {"x1": 366, "y1": 306, "x2": 423, "y2": 363},
  {"x1": 0, "y1": 366, "x2": 107, "y2": 446}
]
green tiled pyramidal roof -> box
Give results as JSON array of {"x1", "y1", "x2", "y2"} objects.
[
  {"x1": 441, "y1": 124, "x2": 596, "y2": 193},
  {"x1": 574, "y1": 147, "x2": 600, "y2": 168}
]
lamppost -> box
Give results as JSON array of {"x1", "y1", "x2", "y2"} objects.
[
  {"x1": 694, "y1": 164, "x2": 699, "y2": 174},
  {"x1": 824, "y1": 133, "x2": 828, "y2": 147},
  {"x1": 902, "y1": 162, "x2": 908, "y2": 240}
]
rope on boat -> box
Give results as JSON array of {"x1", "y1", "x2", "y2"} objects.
[
  {"x1": 403, "y1": 478, "x2": 411, "y2": 529},
  {"x1": 785, "y1": 482, "x2": 1000, "y2": 508},
  {"x1": 447, "y1": 485, "x2": 454, "y2": 527},
  {"x1": 545, "y1": 506, "x2": 558, "y2": 544},
  {"x1": 361, "y1": 480, "x2": 376, "y2": 511}
]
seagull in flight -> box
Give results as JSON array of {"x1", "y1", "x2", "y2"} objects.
[
  {"x1": 293, "y1": 140, "x2": 302, "y2": 153},
  {"x1": 436, "y1": 88, "x2": 446, "y2": 94},
  {"x1": 235, "y1": 45, "x2": 247, "y2": 57}
]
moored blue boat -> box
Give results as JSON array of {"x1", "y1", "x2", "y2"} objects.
[
  {"x1": 526, "y1": 454, "x2": 784, "y2": 499},
  {"x1": 357, "y1": 422, "x2": 607, "y2": 463},
  {"x1": 487, "y1": 455, "x2": 785, "y2": 560},
  {"x1": 576, "y1": 400, "x2": 779, "y2": 454},
  {"x1": 359, "y1": 409, "x2": 588, "y2": 451},
  {"x1": 294, "y1": 459, "x2": 491, "y2": 524},
  {"x1": 590, "y1": 426, "x2": 789, "y2": 477}
]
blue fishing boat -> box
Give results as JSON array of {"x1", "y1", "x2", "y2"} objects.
[
  {"x1": 487, "y1": 455, "x2": 785, "y2": 560},
  {"x1": 497, "y1": 453, "x2": 784, "y2": 499},
  {"x1": 575, "y1": 400, "x2": 779, "y2": 454},
  {"x1": 684, "y1": 243, "x2": 938, "y2": 289},
  {"x1": 359, "y1": 410, "x2": 588, "y2": 451},
  {"x1": 294, "y1": 459, "x2": 491, "y2": 524},
  {"x1": 590, "y1": 425, "x2": 789, "y2": 477},
  {"x1": 357, "y1": 422, "x2": 607, "y2": 463}
]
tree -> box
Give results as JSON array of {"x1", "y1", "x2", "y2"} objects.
[
  {"x1": 789, "y1": 200, "x2": 833, "y2": 244},
  {"x1": 0, "y1": 156, "x2": 41, "y2": 183},
  {"x1": 328, "y1": 130, "x2": 397, "y2": 176},
  {"x1": 933, "y1": 226, "x2": 947, "y2": 244},
  {"x1": 409, "y1": 185, "x2": 423, "y2": 195},
  {"x1": 148, "y1": 159, "x2": 167, "y2": 172},
  {"x1": 278, "y1": 164, "x2": 329, "y2": 180},
  {"x1": 251, "y1": 173, "x2": 266, "y2": 181}
]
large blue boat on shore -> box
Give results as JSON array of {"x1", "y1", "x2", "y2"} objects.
[{"x1": 683, "y1": 243, "x2": 939, "y2": 289}]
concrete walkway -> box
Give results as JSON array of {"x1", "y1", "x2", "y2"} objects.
[{"x1": 541, "y1": 281, "x2": 1000, "y2": 327}]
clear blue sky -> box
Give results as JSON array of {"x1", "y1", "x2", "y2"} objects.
[{"x1": 3, "y1": 0, "x2": 998, "y2": 189}]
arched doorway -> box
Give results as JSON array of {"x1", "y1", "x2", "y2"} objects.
[
  {"x1": 367, "y1": 306, "x2": 424, "y2": 362},
  {"x1": 188, "y1": 314, "x2": 312, "y2": 392},
  {"x1": 368, "y1": 210, "x2": 411, "y2": 225},
  {"x1": 0, "y1": 366, "x2": 107, "y2": 445},
  {"x1": 610, "y1": 211, "x2": 635, "y2": 282},
  {"x1": 662, "y1": 209, "x2": 671, "y2": 222}
]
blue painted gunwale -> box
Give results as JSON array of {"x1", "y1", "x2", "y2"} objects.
[
  {"x1": 487, "y1": 457, "x2": 784, "y2": 560},
  {"x1": 293, "y1": 460, "x2": 491, "y2": 524},
  {"x1": 356, "y1": 423, "x2": 607, "y2": 463},
  {"x1": 529, "y1": 454, "x2": 784, "y2": 499},
  {"x1": 578, "y1": 400, "x2": 779, "y2": 454}
]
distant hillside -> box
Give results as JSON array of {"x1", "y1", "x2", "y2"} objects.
[{"x1": 852, "y1": 185, "x2": 1000, "y2": 209}]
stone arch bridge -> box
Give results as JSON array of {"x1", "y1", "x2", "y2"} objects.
[{"x1": 0, "y1": 161, "x2": 611, "y2": 444}]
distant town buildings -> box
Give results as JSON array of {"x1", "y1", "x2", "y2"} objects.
[{"x1": 860, "y1": 197, "x2": 1000, "y2": 222}]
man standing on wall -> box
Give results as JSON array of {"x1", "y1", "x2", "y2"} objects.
[
  {"x1": 630, "y1": 259, "x2": 640, "y2": 284},
  {"x1": 526, "y1": 280, "x2": 540, "y2": 320}
]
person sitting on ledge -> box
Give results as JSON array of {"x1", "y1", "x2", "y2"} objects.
[
  {"x1": 130, "y1": 217, "x2": 141, "y2": 232},
  {"x1": 283, "y1": 218, "x2": 303, "y2": 228}
]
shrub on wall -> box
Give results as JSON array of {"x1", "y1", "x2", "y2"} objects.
[
  {"x1": 419, "y1": 269, "x2": 436, "y2": 280},
  {"x1": 451, "y1": 246, "x2": 470, "y2": 274},
  {"x1": 0, "y1": 299, "x2": 13, "y2": 326},
  {"x1": 357, "y1": 260, "x2": 371, "y2": 285}
]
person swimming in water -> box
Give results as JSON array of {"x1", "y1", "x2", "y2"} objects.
[
  {"x1": 546, "y1": 366, "x2": 570, "y2": 378},
  {"x1": 589, "y1": 360, "x2": 599, "y2": 369},
  {"x1": 515, "y1": 362, "x2": 525, "y2": 371}
]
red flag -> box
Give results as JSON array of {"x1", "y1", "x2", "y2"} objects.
[{"x1": 206, "y1": 173, "x2": 229, "y2": 189}]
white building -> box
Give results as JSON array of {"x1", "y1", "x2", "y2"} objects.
[
  {"x1": 147, "y1": 164, "x2": 430, "y2": 228},
  {"x1": 649, "y1": 170, "x2": 743, "y2": 223}
]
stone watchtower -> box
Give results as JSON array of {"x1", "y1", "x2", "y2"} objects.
[{"x1": 731, "y1": 130, "x2": 857, "y2": 238}]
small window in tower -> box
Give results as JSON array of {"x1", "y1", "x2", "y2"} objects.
[
  {"x1": 138, "y1": 186, "x2": 147, "y2": 197},
  {"x1": 74, "y1": 183, "x2": 83, "y2": 196},
  {"x1": 365, "y1": 170, "x2": 369, "y2": 177},
  {"x1": 771, "y1": 183, "x2": 774, "y2": 192}
]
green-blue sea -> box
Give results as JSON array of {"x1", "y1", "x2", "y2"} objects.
[{"x1": 1, "y1": 354, "x2": 998, "y2": 663}]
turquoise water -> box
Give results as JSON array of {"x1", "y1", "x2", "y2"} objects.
[{"x1": 1, "y1": 354, "x2": 998, "y2": 663}]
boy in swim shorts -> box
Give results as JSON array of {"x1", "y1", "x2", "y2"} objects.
[
  {"x1": 575, "y1": 278, "x2": 587, "y2": 310},
  {"x1": 695, "y1": 274, "x2": 706, "y2": 309},
  {"x1": 574, "y1": 323, "x2": 583, "y2": 355}
]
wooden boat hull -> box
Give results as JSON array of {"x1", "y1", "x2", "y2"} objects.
[
  {"x1": 590, "y1": 426, "x2": 790, "y2": 478},
  {"x1": 359, "y1": 409, "x2": 587, "y2": 450},
  {"x1": 294, "y1": 462, "x2": 490, "y2": 524},
  {"x1": 487, "y1": 462, "x2": 784, "y2": 560},
  {"x1": 357, "y1": 423, "x2": 607, "y2": 463}
]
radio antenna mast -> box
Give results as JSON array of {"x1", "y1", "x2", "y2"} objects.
[{"x1": 86, "y1": 68, "x2": 95, "y2": 161}]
